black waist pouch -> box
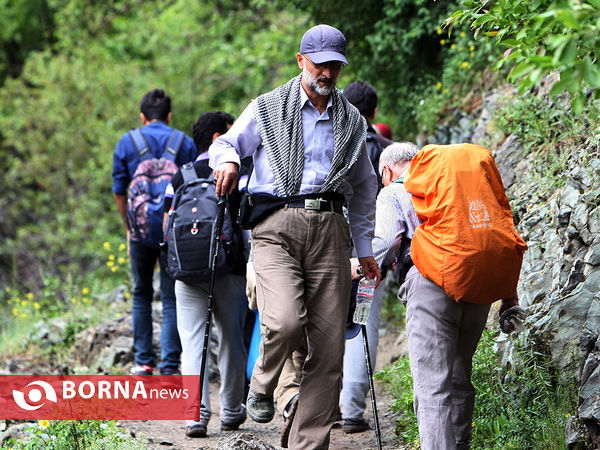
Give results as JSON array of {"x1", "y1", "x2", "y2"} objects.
[
  {"x1": 237, "y1": 193, "x2": 288, "y2": 230},
  {"x1": 237, "y1": 191, "x2": 346, "y2": 230}
]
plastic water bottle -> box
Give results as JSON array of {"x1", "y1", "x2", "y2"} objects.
[{"x1": 353, "y1": 277, "x2": 376, "y2": 325}]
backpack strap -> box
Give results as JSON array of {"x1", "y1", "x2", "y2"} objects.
[
  {"x1": 128, "y1": 128, "x2": 150, "y2": 160},
  {"x1": 181, "y1": 162, "x2": 199, "y2": 184},
  {"x1": 163, "y1": 129, "x2": 185, "y2": 162}
]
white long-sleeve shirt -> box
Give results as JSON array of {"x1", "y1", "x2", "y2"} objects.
[
  {"x1": 209, "y1": 84, "x2": 378, "y2": 258},
  {"x1": 372, "y1": 178, "x2": 421, "y2": 269}
]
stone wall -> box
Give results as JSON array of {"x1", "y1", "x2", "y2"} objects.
[{"x1": 424, "y1": 79, "x2": 600, "y2": 447}]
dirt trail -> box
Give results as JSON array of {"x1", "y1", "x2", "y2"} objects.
[{"x1": 121, "y1": 333, "x2": 406, "y2": 449}]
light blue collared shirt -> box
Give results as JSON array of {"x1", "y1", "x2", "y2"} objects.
[{"x1": 208, "y1": 83, "x2": 377, "y2": 257}]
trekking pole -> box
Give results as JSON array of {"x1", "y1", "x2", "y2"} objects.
[
  {"x1": 194, "y1": 195, "x2": 227, "y2": 422},
  {"x1": 362, "y1": 324, "x2": 382, "y2": 450}
]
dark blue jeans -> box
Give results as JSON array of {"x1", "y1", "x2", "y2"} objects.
[{"x1": 129, "y1": 240, "x2": 181, "y2": 374}]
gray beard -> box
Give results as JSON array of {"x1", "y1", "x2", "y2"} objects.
[{"x1": 303, "y1": 67, "x2": 336, "y2": 96}]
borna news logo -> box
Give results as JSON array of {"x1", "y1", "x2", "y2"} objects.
[
  {"x1": 1, "y1": 375, "x2": 200, "y2": 420},
  {"x1": 12, "y1": 380, "x2": 58, "y2": 411}
]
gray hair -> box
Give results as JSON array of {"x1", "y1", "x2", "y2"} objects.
[{"x1": 378, "y1": 142, "x2": 420, "y2": 175}]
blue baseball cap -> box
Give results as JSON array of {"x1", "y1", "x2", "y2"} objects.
[{"x1": 300, "y1": 24, "x2": 348, "y2": 65}]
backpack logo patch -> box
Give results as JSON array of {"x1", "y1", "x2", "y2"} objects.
[{"x1": 468, "y1": 198, "x2": 491, "y2": 229}]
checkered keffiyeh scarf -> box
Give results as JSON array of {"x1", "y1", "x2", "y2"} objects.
[{"x1": 252, "y1": 75, "x2": 366, "y2": 197}]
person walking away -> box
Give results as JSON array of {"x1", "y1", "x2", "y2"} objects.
[
  {"x1": 399, "y1": 143, "x2": 527, "y2": 449},
  {"x1": 112, "y1": 89, "x2": 197, "y2": 375},
  {"x1": 209, "y1": 24, "x2": 380, "y2": 449},
  {"x1": 162, "y1": 111, "x2": 248, "y2": 438},
  {"x1": 340, "y1": 81, "x2": 393, "y2": 434},
  {"x1": 342, "y1": 81, "x2": 392, "y2": 191}
]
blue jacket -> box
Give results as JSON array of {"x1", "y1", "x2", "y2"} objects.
[{"x1": 112, "y1": 121, "x2": 198, "y2": 195}]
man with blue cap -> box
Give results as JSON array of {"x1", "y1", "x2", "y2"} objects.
[{"x1": 209, "y1": 24, "x2": 380, "y2": 448}]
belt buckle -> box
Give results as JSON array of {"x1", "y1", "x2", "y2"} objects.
[{"x1": 305, "y1": 199, "x2": 322, "y2": 211}]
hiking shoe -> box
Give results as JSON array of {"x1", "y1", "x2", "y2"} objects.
[
  {"x1": 130, "y1": 364, "x2": 153, "y2": 375},
  {"x1": 221, "y1": 411, "x2": 246, "y2": 431},
  {"x1": 343, "y1": 418, "x2": 370, "y2": 434},
  {"x1": 185, "y1": 422, "x2": 207, "y2": 438},
  {"x1": 246, "y1": 390, "x2": 274, "y2": 423},
  {"x1": 332, "y1": 408, "x2": 343, "y2": 429},
  {"x1": 280, "y1": 394, "x2": 299, "y2": 448},
  {"x1": 160, "y1": 368, "x2": 181, "y2": 375}
]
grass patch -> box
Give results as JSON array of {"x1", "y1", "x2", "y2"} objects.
[
  {"x1": 376, "y1": 328, "x2": 577, "y2": 449},
  {"x1": 2, "y1": 420, "x2": 148, "y2": 449}
]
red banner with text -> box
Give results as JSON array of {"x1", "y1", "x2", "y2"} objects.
[{"x1": 0, "y1": 375, "x2": 205, "y2": 420}]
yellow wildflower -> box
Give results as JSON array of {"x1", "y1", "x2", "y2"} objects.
[
  {"x1": 12, "y1": 308, "x2": 18, "y2": 316},
  {"x1": 106, "y1": 261, "x2": 114, "y2": 267},
  {"x1": 469, "y1": 45, "x2": 475, "y2": 52},
  {"x1": 462, "y1": 61, "x2": 470, "y2": 68},
  {"x1": 460, "y1": 32, "x2": 466, "y2": 37},
  {"x1": 82, "y1": 297, "x2": 90, "y2": 304},
  {"x1": 437, "y1": 27, "x2": 442, "y2": 35},
  {"x1": 82, "y1": 287, "x2": 90, "y2": 295},
  {"x1": 119, "y1": 243, "x2": 126, "y2": 251},
  {"x1": 118, "y1": 257, "x2": 126, "y2": 264},
  {"x1": 38, "y1": 420, "x2": 49, "y2": 428},
  {"x1": 111, "y1": 266, "x2": 119, "y2": 272},
  {"x1": 450, "y1": 44, "x2": 456, "y2": 50},
  {"x1": 71, "y1": 298, "x2": 77, "y2": 304},
  {"x1": 440, "y1": 39, "x2": 446, "y2": 45},
  {"x1": 436, "y1": 82, "x2": 442, "y2": 90},
  {"x1": 103, "y1": 241, "x2": 111, "y2": 250},
  {"x1": 21, "y1": 300, "x2": 28, "y2": 307},
  {"x1": 125, "y1": 292, "x2": 131, "y2": 299},
  {"x1": 108, "y1": 255, "x2": 115, "y2": 261},
  {"x1": 34, "y1": 302, "x2": 40, "y2": 310},
  {"x1": 26, "y1": 293, "x2": 34, "y2": 300}
]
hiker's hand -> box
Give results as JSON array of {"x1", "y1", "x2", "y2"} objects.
[
  {"x1": 214, "y1": 162, "x2": 239, "y2": 197},
  {"x1": 350, "y1": 258, "x2": 361, "y2": 280},
  {"x1": 499, "y1": 296, "x2": 526, "y2": 334},
  {"x1": 126, "y1": 229, "x2": 131, "y2": 259},
  {"x1": 358, "y1": 256, "x2": 381, "y2": 288}
]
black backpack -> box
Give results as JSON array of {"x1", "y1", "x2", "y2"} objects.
[{"x1": 164, "y1": 163, "x2": 242, "y2": 284}]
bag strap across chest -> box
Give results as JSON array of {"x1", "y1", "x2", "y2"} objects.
[{"x1": 128, "y1": 128, "x2": 185, "y2": 163}]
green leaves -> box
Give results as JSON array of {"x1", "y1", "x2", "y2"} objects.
[
  {"x1": 454, "y1": 0, "x2": 600, "y2": 114},
  {"x1": 0, "y1": 0, "x2": 308, "y2": 291}
]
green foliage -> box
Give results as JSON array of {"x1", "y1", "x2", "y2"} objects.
[
  {"x1": 471, "y1": 330, "x2": 578, "y2": 449},
  {"x1": 0, "y1": 0, "x2": 54, "y2": 83},
  {"x1": 5, "y1": 420, "x2": 147, "y2": 449},
  {"x1": 449, "y1": 0, "x2": 600, "y2": 114},
  {"x1": 0, "y1": 0, "x2": 307, "y2": 296},
  {"x1": 380, "y1": 279, "x2": 407, "y2": 330},
  {"x1": 493, "y1": 91, "x2": 599, "y2": 198},
  {"x1": 376, "y1": 329, "x2": 577, "y2": 448},
  {"x1": 414, "y1": 26, "x2": 499, "y2": 133},
  {"x1": 277, "y1": 0, "x2": 468, "y2": 137},
  {"x1": 375, "y1": 357, "x2": 420, "y2": 447}
]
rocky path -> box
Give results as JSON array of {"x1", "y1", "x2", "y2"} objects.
[
  {"x1": 120, "y1": 333, "x2": 406, "y2": 449},
  {"x1": 121, "y1": 380, "x2": 400, "y2": 449}
]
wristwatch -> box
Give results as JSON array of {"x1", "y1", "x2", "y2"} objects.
[{"x1": 356, "y1": 265, "x2": 363, "y2": 277}]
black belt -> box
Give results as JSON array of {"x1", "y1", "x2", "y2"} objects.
[{"x1": 285, "y1": 198, "x2": 344, "y2": 214}]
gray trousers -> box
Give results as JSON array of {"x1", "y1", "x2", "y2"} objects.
[
  {"x1": 398, "y1": 266, "x2": 490, "y2": 450},
  {"x1": 340, "y1": 282, "x2": 384, "y2": 420},
  {"x1": 175, "y1": 275, "x2": 248, "y2": 426}
]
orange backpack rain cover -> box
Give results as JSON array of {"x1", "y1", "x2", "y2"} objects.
[{"x1": 404, "y1": 143, "x2": 527, "y2": 304}]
